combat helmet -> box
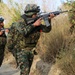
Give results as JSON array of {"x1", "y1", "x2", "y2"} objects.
[
  {"x1": 24, "y1": 4, "x2": 40, "y2": 16},
  {"x1": 0, "y1": 17, "x2": 4, "y2": 23}
]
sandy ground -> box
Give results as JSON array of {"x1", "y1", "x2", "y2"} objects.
[
  {"x1": 0, "y1": 64, "x2": 20, "y2": 75},
  {"x1": 0, "y1": 54, "x2": 40, "y2": 75},
  {"x1": 0, "y1": 53, "x2": 20, "y2": 75}
]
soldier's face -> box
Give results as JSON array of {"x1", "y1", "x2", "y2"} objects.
[
  {"x1": 0, "y1": 22, "x2": 4, "y2": 27},
  {"x1": 32, "y1": 13, "x2": 37, "y2": 18}
]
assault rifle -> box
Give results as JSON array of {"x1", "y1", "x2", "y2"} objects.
[
  {"x1": 0, "y1": 28, "x2": 9, "y2": 32},
  {"x1": 23, "y1": 10, "x2": 72, "y2": 27}
]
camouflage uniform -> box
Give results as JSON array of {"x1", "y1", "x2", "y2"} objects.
[
  {"x1": 0, "y1": 17, "x2": 7, "y2": 66},
  {"x1": 7, "y1": 4, "x2": 51, "y2": 75},
  {"x1": 0, "y1": 32, "x2": 6, "y2": 66}
]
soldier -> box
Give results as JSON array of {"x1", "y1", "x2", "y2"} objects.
[
  {"x1": 7, "y1": 4, "x2": 55, "y2": 75},
  {"x1": 0, "y1": 17, "x2": 9, "y2": 66}
]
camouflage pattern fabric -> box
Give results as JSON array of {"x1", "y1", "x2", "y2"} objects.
[
  {"x1": 0, "y1": 32, "x2": 6, "y2": 66},
  {"x1": 7, "y1": 16, "x2": 51, "y2": 75},
  {"x1": 0, "y1": 45, "x2": 6, "y2": 66},
  {"x1": 24, "y1": 4, "x2": 40, "y2": 16},
  {"x1": 0, "y1": 17, "x2": 7, "y2": 66},
  {"x1": 17, "y1": 49, "x2": 34, "y2": 75}
]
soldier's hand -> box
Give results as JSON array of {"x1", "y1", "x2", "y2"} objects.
[
  {"x1": 49, "y1": 13, "x2": 55, "y2": 19},
  {"x1": 33, "y1": 18, "x2": 42, "y2": 27},
  {"x1": 0, "y1": 31, "x2": 3, "y2": 35},
  {"x1": 5, "y1": 29, "x2": 9, "y2": 33}
]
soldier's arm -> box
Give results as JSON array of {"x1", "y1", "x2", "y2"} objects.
[
  {"x1": 22, "y1": 24, "x2": 35, "y2": 36},
  {"x1": 7, "y1": 34, "x2": 15, "y2": 50},
  {"x1": 40, "y1": 19, "x2": 52, "y2": 33},
  {"x1": 0, "y1": 31, "x2": 3, "y2": 35},
  {"x1": 40, "y1": 13, "x2": 55, "y2": 32},
  {"x1": 6, "y1": 24, "x2": 16, "y2": 50},
  {"x1": 13, "y1": 22, "x2": 35, "y2": 36}
]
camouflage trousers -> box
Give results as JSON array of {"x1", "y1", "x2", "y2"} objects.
[
  {"x1": 0, "y1": 45, "x2": 5, "y2": 66},
  {"x1": 14, "y1": 48, "x2": 34, "y2": 75}
]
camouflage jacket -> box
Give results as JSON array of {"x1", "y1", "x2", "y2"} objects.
[
  {"x1": 0, "y1": 28, "x2": 6, "y2": 46},
  {"x1": 7, "y1": 18, "x2": 51, "y2": 51}
]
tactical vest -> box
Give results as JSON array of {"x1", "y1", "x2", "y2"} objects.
[
  {"x1": 13, "y1": 21, "x2": 40, "y2": 49},
  {"x1": 25, "y1": 27, "x2": 40, "y2": 47}
]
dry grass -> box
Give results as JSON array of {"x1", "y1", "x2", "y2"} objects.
[
  {"x1": 0, "y1": 3, "x2": 20, "y2": 28},
  {"x1": 36, "y1": 5, "x2": 75, "y2": 74},
  {"x1": 36, "y1": 13, "x2": 71, "y2": 63}
]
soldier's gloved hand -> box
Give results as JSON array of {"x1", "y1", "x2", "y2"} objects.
[{"x1": 33, "y1": 18, "x2": 42, "y2": 27}]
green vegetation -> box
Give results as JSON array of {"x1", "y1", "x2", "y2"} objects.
[
  {"x1": 0, "y1": 0, "x2": 2, "y2": 3},
  {"x1": 68, "y1": 1, "x2": 75, "y2": 33},
  {"x1": 0, "y1": 2, "x2": 21, "y2": 28}
]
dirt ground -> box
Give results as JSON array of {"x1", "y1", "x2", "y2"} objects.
[{"x1": 0, "y1": 53, "x2": 40, "y2": 75}]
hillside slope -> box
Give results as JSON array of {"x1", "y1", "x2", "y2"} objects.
[{"x1": 0, "y1": 3, "x2": 20, "y2": 28}]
